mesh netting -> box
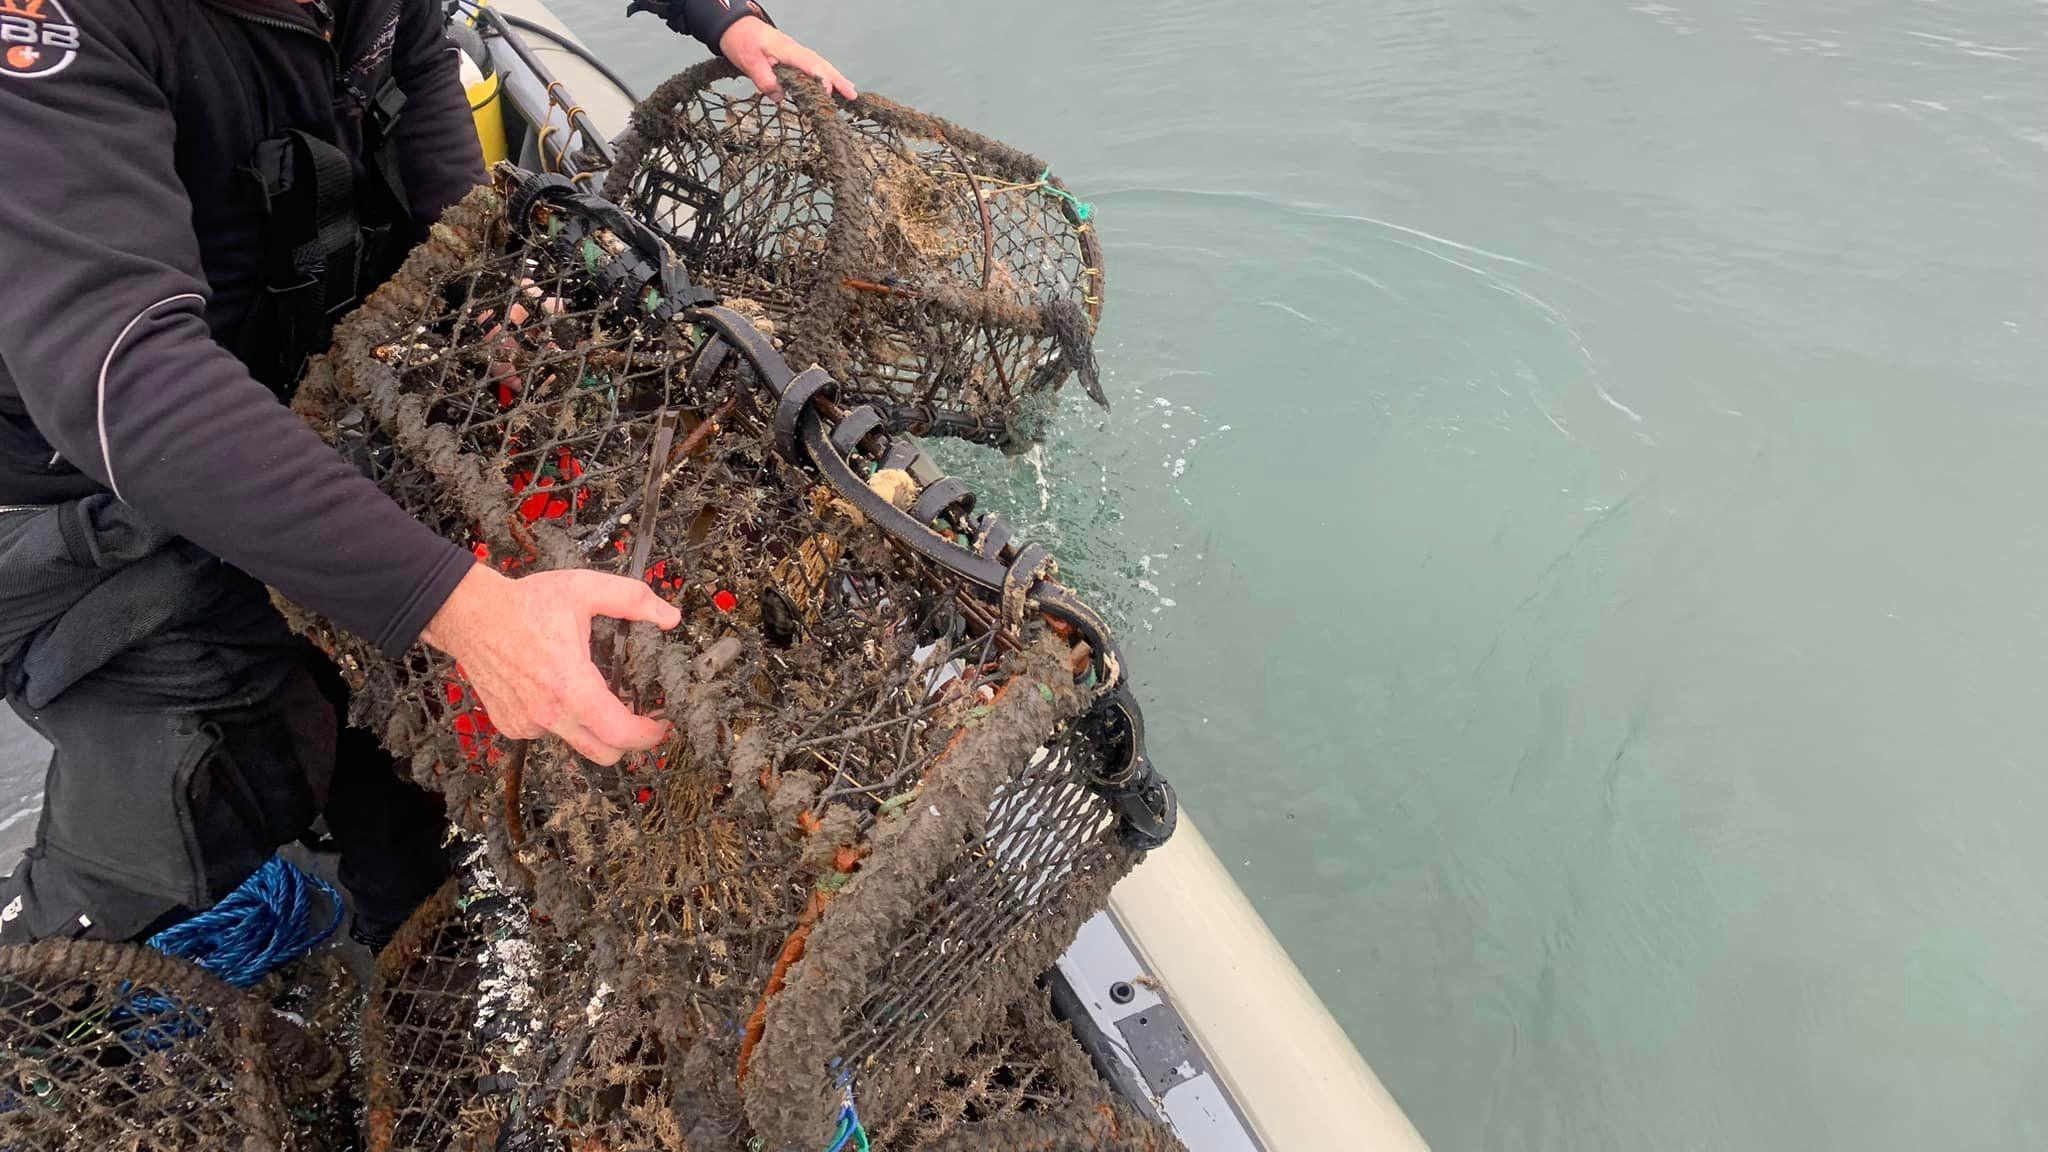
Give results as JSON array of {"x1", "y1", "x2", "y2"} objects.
[
  {"x1": 871, "y1": 991, "x2": 1181, "y2": 1151},
  {"x1": 603, "y1": 62, "x2": 1109, "y2": 450},
  {"x1": 364, "y1": 877, "x2": 1183, "y2": 1152},
  {"x1": 362, "y1": 879, "x2": 504, "y2": 1152},
  {"x1": 285, "y1": 170, "x2": 1171, "y2": 1150},
  {"x1": 0, "y1": 939, "x2": 298, "y2": 1151},
  {"x1": 917, "y1": 1107, "x2": 1186, "y2": 1152}
]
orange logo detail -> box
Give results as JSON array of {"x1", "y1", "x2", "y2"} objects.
[
  {"x1": 3, "y1": 44, "x2": 37, "y2": 69},
  {"x1": 0, "y1": 0, "x2": 46, "y2": 21}
]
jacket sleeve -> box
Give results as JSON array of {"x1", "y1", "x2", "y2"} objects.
[
  {"x1": 391, "y1": 0, "x2": 488, "y2": 231},
  {"x1": 662, "y1": 0, "x2": 772, "y2": 55},
  {"x1": 0, "y1": 1, "x2": 474, "y2": 659}
]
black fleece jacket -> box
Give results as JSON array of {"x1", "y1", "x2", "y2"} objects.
[{"x1": 0, "y1": 0, "x2": 748, "y2": 659}]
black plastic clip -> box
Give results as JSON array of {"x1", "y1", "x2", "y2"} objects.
[
  {"x1": 829, "y1": 405, "x2": 884, "y2": 458},
  {"x1": 911, "y1": 477, "x2": 975, "y2": 525},
  {"x1": 878, "y1": 438, "x2": 921, "y2": 474},
  {"x1": 975, "y1": 514, "x2": 1014, "y2": 562}
]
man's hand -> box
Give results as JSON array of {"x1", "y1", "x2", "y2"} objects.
[
  {"x1": 421, "y1": 563, "x2": 681, "y2": 765},
  {"x1": 719, "y1": 16, "x2": 857, "y2": 103}
]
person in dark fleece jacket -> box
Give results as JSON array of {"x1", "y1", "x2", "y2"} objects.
[{"x1": 0, "y1": 0, "x2": 853, "y2": 947}]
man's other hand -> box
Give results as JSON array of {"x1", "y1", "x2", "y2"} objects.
[
  {"x1": 421, "y1": 564, "x2": 681, "y2": 765},
  {"x1": 719, "y1": 16, "x2": 857, "y2": 103}
]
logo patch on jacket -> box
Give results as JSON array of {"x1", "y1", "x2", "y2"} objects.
[
  {"x1": 0, "y1": 0, "x2": 79, "y2": 80},
  {"x1": 355, "y1": 13, "x2": 398, "y2": 74}
]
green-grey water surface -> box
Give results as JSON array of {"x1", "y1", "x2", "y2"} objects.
[{"x1": 558, "y1": 3, "x2": 2048, "y2": 1147}]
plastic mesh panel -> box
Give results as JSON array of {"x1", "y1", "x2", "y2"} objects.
[{"x1": 839, "y1": 730, "x2": 1120, "y2": 1072}]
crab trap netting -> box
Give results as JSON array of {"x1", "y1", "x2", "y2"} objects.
[
  {"x1": 603, "y1": 61, "x2": 1109, "y2": 451},
  {"x1": 0, "y1": 938, "x2": 342, "y2": 1151},
  {"x1": 283, "y1": 168, "x2": 1178, "y2": 1150},
  {"x1": 364, "y1": 874, "x2": 1181, "y2": 1152}
]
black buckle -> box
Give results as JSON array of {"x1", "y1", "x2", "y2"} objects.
[
  {"x1": 345, "y1": 75, "x2": 409, "y2": 138},
  {"x1": 369, "y1": 76, "x2": 408, "y2": 136},
  {"x1": 245, "y1": 138, "x2": 297, "y2": 206}
]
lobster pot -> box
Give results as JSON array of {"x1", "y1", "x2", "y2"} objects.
[
  {"x1": 361, "y1": 885, "x2": 1186, "y2": 1152},
  {"x1": 0, "y1": 940, "x2": 329, "y2": 1152},
  {"x1": 288, "y1": 173, "x2": 1166, "y2": 1149},
  {"x1": 603, "y1": 62, "x2": 1109, "y2": 450},
  {"x1": 874, "y1": 991, "x2": 1185, "y2": 1152}
]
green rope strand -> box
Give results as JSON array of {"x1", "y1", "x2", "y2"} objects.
[{"x1": 1035, "y1": 167, "x2": 1096, "y2": 222}]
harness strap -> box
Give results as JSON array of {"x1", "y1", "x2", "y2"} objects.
[
  {"x1": 240, "y1": 129, "x2": 372, "y2": 392},
  {"x1": 344, "y1": 72, "x2": 411, "y2": 214},
  {"x1": 246, "y1": 132, "x2": 358, "y2": 287},
  {"x1": 300, "y1": 131, "x2": 361, "y2": 312}
]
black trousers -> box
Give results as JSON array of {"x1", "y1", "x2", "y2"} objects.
[{"x1": 0, "y1": 497, "x2": 448, "y2": 946}]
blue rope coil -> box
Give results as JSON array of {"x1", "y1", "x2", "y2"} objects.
[
  {"x1": 111, "y1": 990, "x2": 210, "y2": 1050},
  {"x1": 146, "y1": 856, "x2": 343, "y2": 988}
]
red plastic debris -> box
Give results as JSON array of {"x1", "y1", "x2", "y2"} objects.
[
  {"x1": 713, "y1": 589, "x2": 738, "y2": 613},
  {"x1": 509, "y1": 459, "x2": 582, "y2": 524},
  {"x1": 512, "y1": 476, "x2": 569, "y2": 522},
  {"x1": 557, "y1": 449, "x2": 589, "y2": 511},
  {"x1": 444, "y1": 678, "x2": 500, "y2": 770},
  {"x1": 634, "y1": 786, "x2": 655, "y2": 806},
  {"x1": 643, "y1": 559, "x2": 684, "y2": 597}
]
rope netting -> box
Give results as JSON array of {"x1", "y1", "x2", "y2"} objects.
[
  {"x1": 870, "y1": 991, "x2": 1181, "y2": 1151},
  {"x1": 282, "y1": 169, "x2": 1176, "y2": 1150},
  {"x1": 604, "y1": 62, "x2": 1109, "y2": 451},
  {"x1": 0, "y1": 939, "x2": 315, "y2": 1151},
  {"x1": 361, "y1": 880, "x2": 496, "y2": 1151}
]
